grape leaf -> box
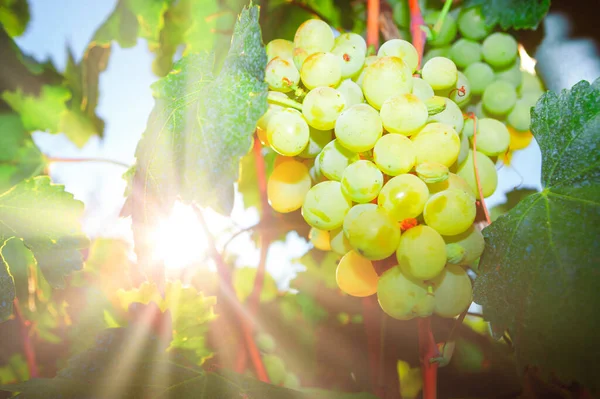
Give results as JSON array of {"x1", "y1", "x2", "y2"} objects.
[
  {"x1": 0, "y1": 0, "x2": 30, "y2": 37},
  {"x1": 0, "y1": 244, "x2": 15, "y2": 322},
  {"x1": 489, "y1": 188, "x2": 540, "y2": 221},
  {"x1": 2, "y1": 85, "x2": 69, "y2": 132},
  {"x1": 463, "y1": 0, "x2": 550, "y2": 30},
  {"x1": 474, "y1": 79, "x2": 600, "y2": 390}
]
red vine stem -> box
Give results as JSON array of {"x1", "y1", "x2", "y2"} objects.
[
  {"x1": 12, "y1": 298, "x2": 38, "y2": 378},
  {"x1": 408, "y1": 0, "x2": 426, "y2": 69},
  {"x1": 468, "y1": 113, "x2": 492, "y2": 226},
  {"x1": 367, "y1": 0, "x2": 380, "y2": 50},
  {"x1": 418, "y1": 318, "x2": 439, "y2": 399}
]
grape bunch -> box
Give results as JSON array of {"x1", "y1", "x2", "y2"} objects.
[{"x1": 256, "y1": 9, "x2": 543, "y2": 321}]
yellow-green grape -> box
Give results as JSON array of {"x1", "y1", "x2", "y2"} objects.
[
  {"x1": 267, "y1": 39, "x2": 294, "y2": 62},
  {"x1": 293, "y1": 19, "x2": 335, "y2": 55},
  {"x1": 267, "y1": 108, "x2": 309, "y2": 156},
  {"x1": 424, "y1": 189, "x2": 476, "y2": 236},
  {"x1": 299, "y1": 127, "x2": 333, "y2": 158},
  {"x1": 427, "y1": 172, "x2": 476, "y2": 199},
  {"x1": 471, "y1": 118, "x2": 510, "y2": 156},
  {"x1": 411, "y1": 122, "x2": 460, "y2": 167},
  {"x1": 495, "y1": 60, "x2": 522, "y2": 88},
  {"x1": 482, "y1": 32, "x2": 518, "y2": 69},
  {"x1": 422, "y1": 57, "x2": 458, "y2": 91},
  {"x1": 256, "y1": 333, "x2": 276, "y2": 353},
  {"x1": 257, "y1": 97, "x2": 285, "y2": 146},
  {"x1": 335, "y1": 32, "x2": 367, "y2": 54},
  {"x1": 330, "y1": 227, "x2": 353, "y2": 256},
  {"x1": 432, "y1": 265, "x2": 472, "y2": 318},
  {"x1": 317, "y1": 139, "x2": 359, "y2": 181},
  {"x1": 341, "y1": 160, "x2": 384, "y2": 203},
  {"x1": 378, "y1": 174, "x2": 429, "y2": 221},
  {"x1": 373, "y1": 133, "x2": 416, "y2": 176},
  {"x1": 449, "y1": 38, "x2": 482, "y2": 69},
  {"x1": 302, "y1": 86, "x2": 345, "y2": 130},
  {"x1": 482, "y1": 80, "x2": 517, "y2": 116},
  {"x1": 416, "y1": 162, "x2": 449, "y2": 184},
  {"x1": 427, "y1": 97, "x2": 464, "y2": 134},
  {"x1": 380, "y1": 93, "x2": 428, "y2": 136},
  {"x1": 354, "y1": 55, "x2": 379, "y2": 87},
  {"x1": 336, "y1": 250, "x2": 379, "y2": 297},
  {"x1": 377, "y1": 266, "x2": 434, "y2": 320},
  {"x1": 377, "y1": 39, "x2": 419, "y2": 73},
  {"x1": 446, "y1": 244, "x2": 467, "y2": 264},
  {"x1": 300, "y1": 52, "x2": 341, "y2": 90},
  {"x1": 309, "y1": 227, "x2": 331, "y2": 251},
  {"x1": 335, "y1": 103, "x2": 383, "y2": 152},
  {"x1": 309, "y1": 158, "x2": 325, "y2": 183},
  {"x1": 519, "y1": 70, "x2": 544, "y2": 96},
  {"x1": 332, "y1": 34, "x2": 367, "y2": 79},
  {"x1": 443, "y1": 225, "x2": 484, "y2": 265},
  {"x1": 263, "y1": 354, "x2": 287, "y2": 385},
  {"x1": 397, "y1": 225, "x2": 446, "y2": 280},
  {"x1": 412, "y1": 77, "x2": 435, "y2": 101},
  {"x1": 267, "y1": 159, "x2": 311, "y2": 213},
  {"x1": 362, "y1": 56, "x2": 413, "y2": 110},
  {"x1": 457, "y1": 7, "x2": 491, "y2": 41},
  {"x1": 456, "y1": 150, "x2": 498, "y2": 199},
  {"x1": 336, "y1": 79, "x2": 364, "y2": 108},
  {"x1": 507, "y1": 99, "x2": 532, "y2": 132},
  {"x1": 265, "y1": 57, "x2": 300, "y2": 92},
  {"x1": 464, "y1": 62, "x2": 495, "y2": 96},
  {"x1": 283, "y1": 373, "x2": 301, "y2": 389},
  {"x1": 343, "y1": 203, "x2": 401, "y2": 260},
  {"x1": 449, "y1": 71, "x2": 472, "y2": 109},
  {"x1": 293, "y1": 47, "x2": 309, "y2": 71},
  {"x1": 302, "y1": 181, "x2": 352, "y2": 230}
]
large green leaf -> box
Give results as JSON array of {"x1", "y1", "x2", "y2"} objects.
[
  {"x1": 474, "y1": 79, "x2": 600, "y2": 390},
  {"x1": 0, "y1": 0, "x2": 30, "y2": 37},
  {"x1": 463, "y1": 0, "x2": 550, "y2": 30},
  {"x1": 0, "y1": 241, "x2": 15, "y2": 321}
]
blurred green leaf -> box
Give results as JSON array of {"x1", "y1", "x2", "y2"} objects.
[
  {"x1": 0, "y1": 354, "x2": 28, "y2": 384},
  {"x1": 0, "y1": 0, "x2": 30, "y2": 37},
  {"x1": 0, "y1": 242, "x2": 15, "y2": 321},
  {"x1": 2, "y1": 85, "x2": 70, "y2": 132},
  {"x1": 233, "y1": 267, "x2": 278, "y2": 303}
]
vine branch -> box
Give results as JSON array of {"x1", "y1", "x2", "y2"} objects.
[
  {"x1": 408, "y1": 0, "x2": 426, "y2": 69},
  {"x1": 367, "y1": 0, "x2": 380, "y2": 50},
  {"x1": 418, "y1": 318, "x2": 439, "y2": 399},
  {"x1": 13, "y1": 298, "x2": 38, "y2": 378}
]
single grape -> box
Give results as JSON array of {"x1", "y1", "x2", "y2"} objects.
[
  {"x1": 443, "y1": 225, "x2": 484, "y2": 266},
  {"x1": 456, "y1": 150, "x2": 498, "y2": 199},
  {"x1": 362, "y1": 56, "x2": 413, "y2": 110},
  {"x1": 256, "y1": 333, "x2": 276, "y2": 353},
  {"x1": 377, "y1": 266, "x2": 434, "y2": 320},
  {"x1": 482, "y1": 32, "x2": 518, "y2": 69},
  {"x1": 449, "y1": 71, "x2": 472, "y2": 109},
  {"x1": 302, "y1": 86, "x2": 345, "y2": 130},
  {"x1": 309, "y1": 159, "x2": 325, "y2": 183},
  {"x1": 422, "y1": 46, "x2": 450, "y2": 65},
  {"x1": 335, "y1": 32, "x2": 367, "y2": 54},
  {"x1": 397, "y1": 225, "x2": 446, "y2": 280},
  {"x1": 416, "y1": 162, "x2": 449, "y2": 184},
  {"x1": 464, "y1": 62, "x2": 495, "y2": 95},
  {"x1": 330, "y1": 227, "x2": 353, "y2": 256},
  {"x1": 378, "y1": 174, "x2": 429, "y2": 221},
  {"x1": 424, "y1": 189, "x2": 476, "y2": 236},
  {"x1": 449, "y1": 38, "x2": 482, "y2": 69},
  {"x1": 411, "y1": 122, "x2": 460, "y2": 167},
  {"x1": 309, "y1": 227, "x2": 331, "y2": 251},
  {"x1": 507, "y1": 99, "x2": 532, "y2": 132},
  {"x1": 495, "y1": 60, "x2": 522, "y2": 88},
  {"x1": 263, "y1": 354, "x2": 287, "y2": 385},
  {"x1": 457, "y1": 7, "x2": 491, "y2": 40},
  {"x1": 427, "y1": 172, "x2": 476, "y2": 199},
  {"x1": 284, "y1": 373, "x2": 301, "y2": 389},
  {"x1": 377, "y1": 39, "x2": 419, "y2": 73},
  {"x1": 431, "y1": 265, "x2": 472, "y2": 318},
  {"x1": 341, "y1": 160, "x2": 384, "y2": 203},
  {"x1": 267, "y1": 108, "x2": 309, "y2": 156},
  {"x1": 334, "y1": 103, "x2": 383, "y2": 152},
  {"x1": 267, "y1": 159, "x2": 312, "y2": 213},
  {"x1": 302, "y1": 181, "x2": 352, "y2": 230},
  {"x1": 427, "y1": 97, "x2": 464, "y2": 133},
  {"x1": 373, "y1": 134, "x2": 416, "y2": 176},
  {"x1": 380, "y1": 93, "x2": 428, "y2": 136},
  {"x1": 458, "y1": 127, "x2": 470, "y2": 165},
  {"x1": 343, "y1": 203, "x2": 401, "y2": 260},
  {"x1": 333, "y1": 41, "x2": 367, "y2": 79},
  {"x1": 317, "y1": 139, "x2": 360, "y2": 181},
  {"x1": 298, "y1": 127, "x2": 333, "y2": 159},
  {"x1": 265, "y1": 57, "x2": 300, "y2": 92},
  {"x1": 470, "y1": 117, "x2": 510, "y2": 156},
  {"x1": 424, "y1": 11, "x2": 458, "y2": 47},
  {"x1": 336, "y1": 79, "x2": 364, "y2": 108},
  {"x1": 412, "y1": 77, "x2": 435, "y2": 101},
  {"x1": 482, "y1": 80, "x2": 517, "y2": 116},
  {"x1": 266, "y1": 39, "x2": 294, "y2": 62},
  {"x1": 256, "y1": 98, "x2": 285, "y2": 146},
  {"x1": 422, "y1": 57, "x2": 458, "y2": 91},
  {"x1": 336, "y1": 250, "x2": 380, "y2": 297},
  {"x1": 519, "y1": 70, "x2": 544, "y2": 95},
  {"x1": 300, "y1": 52, "x2": 342, "y2": 90},
  {"x1": 294, "y1": 19, "x2": 334, "y2": 55}
]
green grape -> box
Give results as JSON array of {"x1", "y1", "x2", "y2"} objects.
[
  {"x1": 335, "y1": 103, "x2": 383, "y2": 152},
  {"x1": 333, "y1": 39, "x2": 367, "y2": 79},
  {"x1": 309, "y1": 227, "x2": 331, "y2": 251},
  {"x1": 424, "y1": 189, "x2": 476, "y2": 236},
  {"x1": 300, "y1": 52, "x2": 342, "y2": 90},
  {"x1": 457, "y1": 7, "x2": 490, "y2": 40},
  {"x1": 482, "y1": 32, "x2": 518, "y2": 69},
  {"x1": 470, "y1": 117, "x2": 510, "y2": 156},
  {"x1": 507, "y1": 99, "x2": 532, "y2": 132},
  {"x1": 266, "y1": 39, "x2": 294, "y2": 62},
  {"x1": 432, "y1": 265, "x2": 472, "y2": 318},
  {"x1": 380, "y1": 93, "x2": 428, "y2": 136},
  {"x1": 335, "y1": 32, "x2": 367, "y2": 54},
  {"x1": 416, "y1": 162, "x2": 449, "y2": 184},
  {"x1": 377, "y1": 266, "x2": 434, "y2": 320},
  {"x1": 449, "y1": 39, "x2": 482, "y2": 69},
  {"x1": 456, "y1": 150, "x2": 498, "y2": 199},
  {"x1": 284, "y1": 373, "x2": 301, "y2": 389},
  {"x1": 411, "y1": 122, "x2": 460, "y2": 167},
  {"x1": 267, "y1": 108, "x2": 309, "y2": 156},
  {"x1": 341, "y1": 160, "x2": 384, "y2": 203},
  {"x1": 309, "y1": 158, "x2": 325, "y2": 183},
  {"x1": 343, "y1": 203, "x2": 401, "y2": 260},
  {"x1": 449, "y1": 71, "x2": 472, "y2": 109},
  {"x1": 317, "y1": 139, "x2": 360, "y2": 181},
  {"x1": 302, "y1": 181, "x2": 352, "y2": 230},
  {"x1": 302, "y1": 86, "x2": 345, "y2": 130},
  {"x1": 378, "y1": 174, "x2": 429, "y2": 221},
  {"x1": 293, "y1": 47, "x2": 309, "y2": 71},
  {"x1": 263, "y1": 354, "x2": 287, "y2": 385},
  {"x1": 256, "y1": 333, "x2": 276, "y2": 353},
  {"x1": 482, "y1": 80, "x2": 517, "y2": 116},
  {"x1": 362, "y1": 56, "x2": 413, "y2": 110},
  {"x1": 422, "y1": 46, "x2": 450, "y2": 65},
  {"x1": 267, "y1": 159, "x2": 312, "y2": 213},
  {"x1": 373, "y1": 134, "x2": 416, "y2": 176},
  {"x1": 412, "y1": 77, "x2": 435, "y2": 101},
  {"x1": 443, "y1": 225, "x2": 484, "y2": 266},
  {"x1": 293, "y1": 19, "x2": 335, "y2": 55},
  {"x1": 427, "y1": 172, "x2": 476, "y2": 199},
  {"x1": 299, "y1": 127, "x2": 333, "y2": 158},
  {"x1": 458, "y1": 128, "x2": 471, "y2": 165},
  {"x1": 330, "y1": 227, "x2": 353, "y2": 256},
  {"x1": 336, "y1": 250, "x2": 379, "y2": 297},
  {"x1": 354, "y1": 55, "x2": 379, "y2": 87},
  {"x1": 519, "y1": 70, "x2": 544, "y2": 95},
  {"x1": 495, "y1": 60, "x2": 522, "y2": 88},
  {"x1": 520, "y1": 91, "x2": 543, "y2": 108},
  {"x1": 336, "y1": 79, "x2": 364, "y2": 108},
  {"x1": 424, "y1": 11, "x2": 458, "y2": 47},
  {"x1": 422, "y1": 57, "x2": 458, "y2": 91},
  {"x1": 397, "y1": 225, "x2": 446, "y2": 280},
  {"x1": 256, "y1": 98, "x2": 285, "y2": 146},
  {"x1": 377, "y1": 39, "x2": 419, "y2": 73},
  {"x1": 265, "y1": 57, "x2": 300, "y2": 92},
  {"x1": 464, "y1": 62, "x2": 495, "y2": 96},
  {"x1": 427, "y1": 97, "x2": 464, "y2": 134},
  {"x1": 446, "y1": 244, "x2": 467, "y2": 264}
]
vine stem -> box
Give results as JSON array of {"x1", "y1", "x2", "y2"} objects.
[
  {"x1": 13, "y1": 298, "x2": 39, "y2": 378},
  {"x1": 367, "y1": 0, "x2": 380, "y2": 50},
  {"x1": 418, "y1": 318, "x2": 439, "y2": 399},
  {"x1": 267, "y1": 92, "x2": 302, "y2": 111},
  {"x1": 46, "y1": 157, "x2": 131, "y2": 169},
  {"x1": 468, "y1": 113, "x2": 492, "y2": 225},
  {"x1": 408, "y1": 0, "x2": 427, "y2": 69}
]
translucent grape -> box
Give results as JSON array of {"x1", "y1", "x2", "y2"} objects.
[
  {"x1": 424, "y1": 12, "x2": 457, "y2": 47},
  {"x1": 336, "y1": 79, "x2": 364, "y2": 108},
  {"x1": 362, "y1": 56, "x2": 413, "y2": 110},
  {"x1": 482, "y1": 80, "x2": 517, "y2": 116},
  {"x1": 432, "y1": 265, "x2": 472, "y2": 318},
  {"x1": 380, "y1": 93, "x2": 428, "y2": 136},
  {"x1": 317, "y1": 139, "x2": 359, "y2": 181},
  {"x1": 457, "y1": 7, "x2": 491, "y2": 40},
  {"x1": 335, "y1": 32, "x2": 367, "y2": 54},
  {"x1": 265, "y1": 57, "x2": 300, "y2": 92},
  {"x1": 449, "y1": 71, "x2": 472, "y2": 109},
  {"x1": 267, "y1": 108, "x2": 309, "y2": 156},
  {"x1": 449, "y1": 38, "x2": 482, "y2": 69},
  {"x1": 427, "y1": 97, "x2": 464, "y2": 133},
  {"x1": 300, "y1": 52, "x2": 342, "y2": 90},
  {"x1": 309, "y1": 227, "x2": 331, "y2": 251},
  {"x1": 373, "y1": 134, "x2": 416, "y2": 176},
  {"x1": 397, "y1": 225, "x2": 446, "y2": 280},
  {"x1": 335, "y1": 103, "x2": 383, "y2": 152},
  {"x1": 482, "y1": 32, "x2": 518, "y2": 69},
  {"x1": 378, "y1": 174, "x2": 429, "y2": 221},
  {"x1": 266, "y1": 39, "x2": 294, "y2": 62},
  {"x1": 412, "y1": 77, "x2": 435, "y2": 101},
  {"x1": 443, "y1": 225, "x2": 484, "y2": 266},
  {"x1": 293, "y1": 19, "x2": 334, "y2": 55},
  {"x1": 464, "y1": 62, "x2": 495, "y2": 95},
  {"x1": 257, "y1": 97, "x2": 285, "y2": 146},
  {"x1": 416, "y1": 162, "x2": 449, "y2": 184},
  {"x1": 427, "y1": 172, "x2": 476, "y2": 199},
  {"x1": 341, "y1": 160, "x2": 384, "y2": 203},
  {"x1": 330, "y1": 227, "x2": 353, "y2": 256},
  {"x1": 377, "y1": 39, "x2": 419, "y2": 73},
  {"x1": 424, "y1": 189, "x2": 476, "y2": 236},
  {"x1": 267, "y1": 159, "x2": 311, "y2": 213},
  {"x1": 336, "y1": 250, "x2": 379, "y2": 297},
  {"x1": 495, "y1": 60, "x2": 522, "y2": 88},
  {"x1": 302, "y1": 181, "x2": 352, "y2": 230},
  {"x1": 470, "y1": 117, "x2": 510, "y2": 156},
  {"x1": 411, "y1": 122, "x2": 460, "y2": 167},
  {"x1": 302, "y1": 86, "x2": 345, "y2": 130},
  {"x1": 422, "y1": 57, "x2": 458, "y2": 91},
  {"x1": 456, "y1": 150, "x2": 498, "y2": 199},
  {"x1": 333, "y1": 39, "x2": 367, "y2": 79},
  {"x1": 263, "y1": 354, "x2": 287, "y2": 385},
  {"x1": 343, "y1": 203, "x2": 401, "y2": 260},
  {"x1": 507, "y1": 99, "x2": 532, "y2": 132},
  {"x1": 377, "y1": 266, "x2": 434, "y2": 320},
  {"x1": 299, "y1": 127, "x2": 333, "y2": 158}
]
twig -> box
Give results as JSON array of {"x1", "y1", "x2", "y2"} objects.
[
  {"x1": 46, "y1": 157, "x2": 131, "y2": 169},
  {"x1": 367, "y1": 0, "x2": 380, "y2": 50},
  {"x1": 12, "y1": 298, "x2": 38, "y2": 378},
  {"x1": 418, "y1": 318, "x2": 439, "y2": 399},
  {"x1": 408, "y1": 0, "x2": 426, "y2": 69},
  {"x1": 468, "y1": 113, "x2": 492, "y2": 226}
]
